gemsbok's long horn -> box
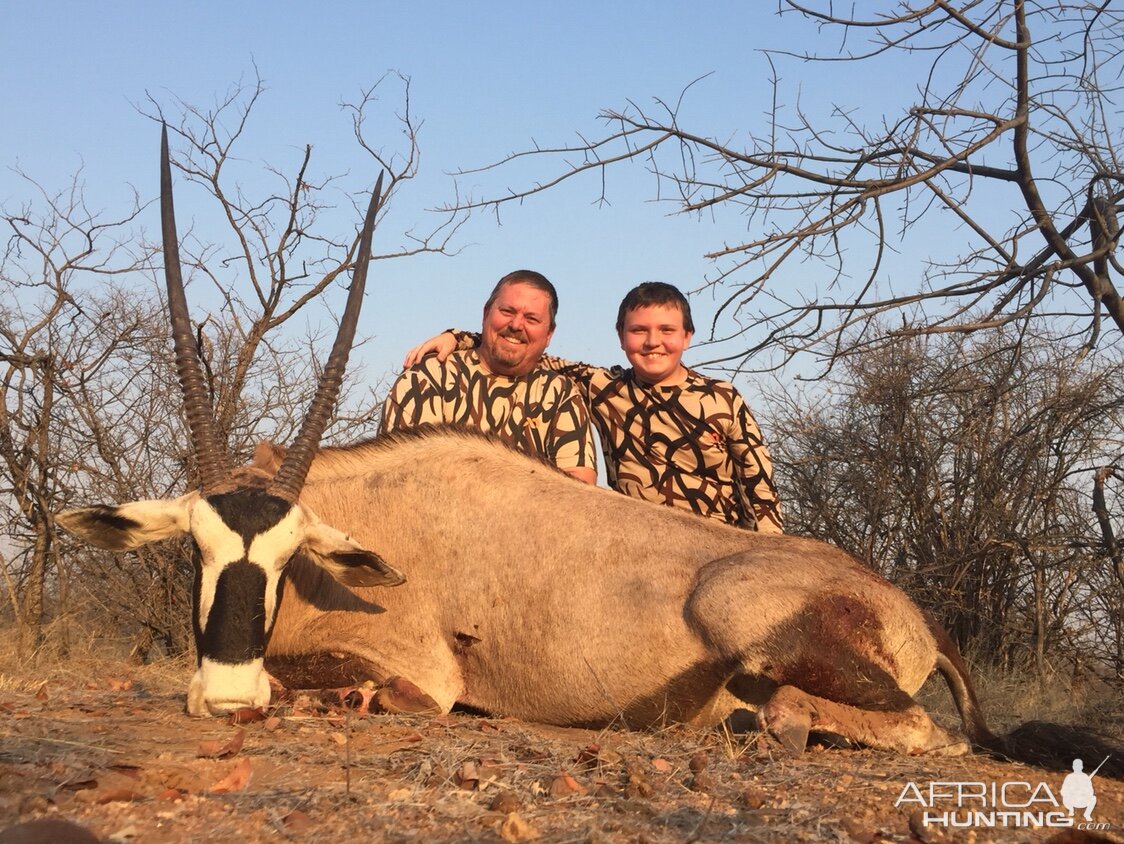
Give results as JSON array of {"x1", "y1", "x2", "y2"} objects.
[
  {"x1": 161, "y1": 124, "x2": 229, "y2": 493},
  {"x1": 268, "y1": 171, "x2": 386, "y2": 503}
]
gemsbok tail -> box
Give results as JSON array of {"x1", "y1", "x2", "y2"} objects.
[{"x1": 929, "y1": 616, "x2": 1123, "y2": 779}]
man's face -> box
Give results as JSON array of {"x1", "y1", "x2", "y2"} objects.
[
  {"x1": 479, "y1": 282, "x2": 555, "y2": 376},
  {"x1": 618, "y1": 303, "x2": 693, "y2": 386}
]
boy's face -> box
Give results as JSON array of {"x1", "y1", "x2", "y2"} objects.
[{"x1": 618, "y1": 303, "x2": 693, "y2": 386}]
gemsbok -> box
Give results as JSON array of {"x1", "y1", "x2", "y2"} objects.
[{"x1": 57, "y1": 130, "x2": 1122, "y2": 774}]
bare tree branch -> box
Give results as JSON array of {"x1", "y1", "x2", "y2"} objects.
[{"x1": 447, "y1": 1, "x2": 1124, "y2": 374}]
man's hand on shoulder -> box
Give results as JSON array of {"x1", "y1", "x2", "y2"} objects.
[{"x1": 403, "y1": 331, "x2": 458, "y2": 368}]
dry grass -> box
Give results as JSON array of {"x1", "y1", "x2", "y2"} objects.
[
  {"x1": 4, "y1": 622, "x2": 1120, "y2": 737},
  {"x1": 914, "y1": 657, "x2": 1124, "y2": 741},
  {"x1": 0, "y1": 621, "x2": 190, "y2": 696},
  {"x1": 2, "y1": 631, "x2": 1122, "y2": 842},
  {"x1": 4, "y1": 623, "x2": 1119, "y2": 735}
]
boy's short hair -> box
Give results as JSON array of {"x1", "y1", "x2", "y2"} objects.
[
  {"x1": 615, "y1": 282, "x2": 695, "y2": 333},
  {"x1": 484, "y1": 270, "x2": 558, "y2": 329}
]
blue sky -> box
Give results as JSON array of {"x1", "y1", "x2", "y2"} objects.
[{"x1": 2, "y1": 2, "x2": 906, "y2": 394}]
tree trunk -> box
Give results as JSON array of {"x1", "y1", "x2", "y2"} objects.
[
  {"x1": 23, "y1": 527, "x2": 48, "y2": 648},
  {"x1": 1033, "y1": 559, "x2": 1047, "y2": 681}
]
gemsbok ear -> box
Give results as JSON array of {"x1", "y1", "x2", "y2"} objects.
[
  {"x1": 302, "y1": 521, "x2": 406, "y2": 588},
  {"x1": 56, "y1": 496, "x2": 195, "y2": 551}
]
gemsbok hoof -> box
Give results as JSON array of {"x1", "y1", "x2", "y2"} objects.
[{"x1": 758, "y1": 688, "x2": 813, "y2": 753}]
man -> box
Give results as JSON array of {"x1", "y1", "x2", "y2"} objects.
[
  {"x1": 404, "y1": 282, "x2": 781, "y2": 531},
  {"x1": 1061, "y1": 758, "x2": 1099, "y2": 822},
  {"x1": 381, "y1": 270, "x2": 597, "y2": 484}
]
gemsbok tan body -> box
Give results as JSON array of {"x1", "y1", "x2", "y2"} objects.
[
  {"x1": 245, "y1": 427, "x2": 986, "y2": 756},
  {"x1": 58, "y1": 129, "x2": 1124, "y2": 773}
]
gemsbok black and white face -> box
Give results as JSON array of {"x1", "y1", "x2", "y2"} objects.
[{"x1": 56, "y1": 128, "x2": 403, "y2": 716}]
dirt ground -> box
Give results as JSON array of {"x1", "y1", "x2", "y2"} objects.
[{"x1": 1, "y1": 664, "x2": 1122, "y2": 844}]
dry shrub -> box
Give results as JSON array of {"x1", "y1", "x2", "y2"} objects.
[
  {"x1": 915, "y1": 659, "x2": 1123, "y2": 741},
  {"x1": 0, "y1": 620, "x2": 192, "y2": 696}
]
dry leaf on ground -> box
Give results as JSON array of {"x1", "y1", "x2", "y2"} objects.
[
  {"x1": 207, "y1": 757, "x2": 252, "y2": 794},
  {"x1": 228, "y1": 707, "x2": 265, "y2": 725},
  {"x1": 197, "y1": 728, "x2": 245, "y2": 759},
  {"x1": 549, "y1": 772, "x2": 586, "y2": 798}
]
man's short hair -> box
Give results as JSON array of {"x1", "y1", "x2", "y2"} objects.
[
  {"x1": 484, "y1": 270, "x2": 559, "y2": 329},
  {"x1": 615, "y1": 282, "x2": 695, "y2": 334}
]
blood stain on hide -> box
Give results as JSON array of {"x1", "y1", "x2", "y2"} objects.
[{"x1": 768, "y1": 595, "x2": 913, "y2": 711}]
